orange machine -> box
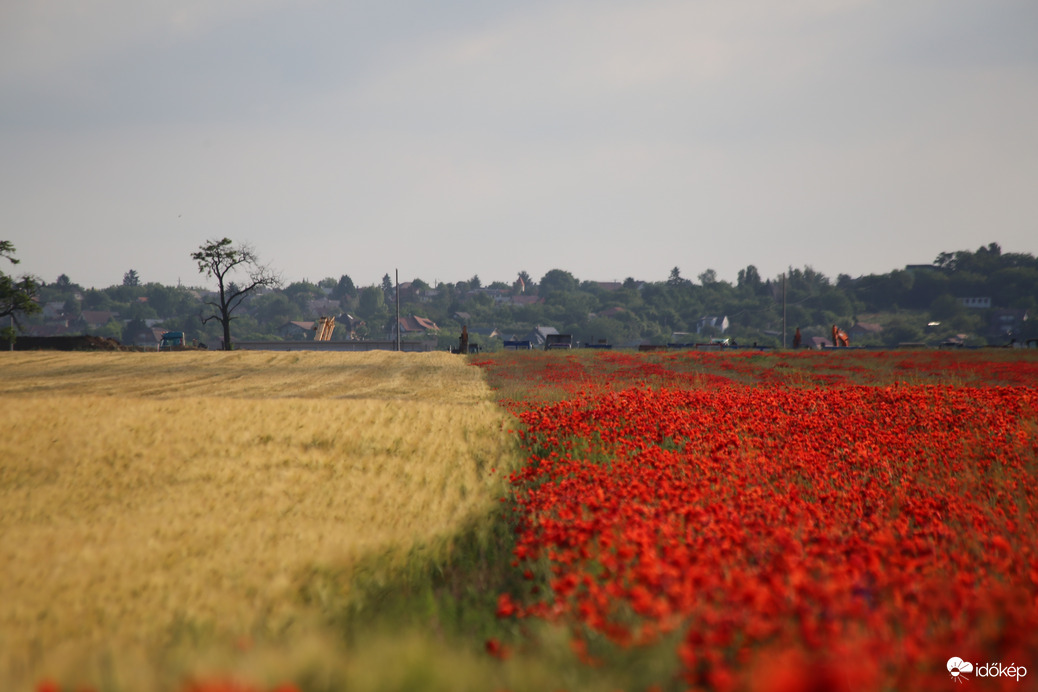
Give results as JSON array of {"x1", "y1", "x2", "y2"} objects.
[
  {"x1": 314, "y1": 316, "x2": 335, "y2": 341},
  {"x1": 831, "y1": 324, "x2": 849, "y2": 347}
]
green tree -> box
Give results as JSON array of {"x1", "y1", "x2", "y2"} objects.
[
  {"x1": 93, "y1": 318, "x2": 124, "y2": 341},
  {"x1": 580, "y1": 315, "x2": 640, "y2": 346},
  {"x1": 81, "y1": 288, "x2": 114, "y2": 311},
  {"x1": 904, "y1": 269, "x2": 948, "y2": 310},
  {"x1": 947, "y1": 270, "x2": 986, "y2": 298},
  {"x1": 538, "y1": 269, "x2": 578, "y2": 297},
  {"x1": 54, "y1": 273, "x2": 78, "y2": 291},
  {"x1": 124, "y1": 300, "x2": 158, "y2": 321},
  {"x1": 252, "y1": 292, "x2": 296, "y2": 330},
  {"x1": 816, "y1": 290, "x2": 853, "y2": 320},
  {"x1": 883, "y1": 316, "x2": 925, "y2": 346},
  {"x1": 851, "y1": 270, "x2": 913, "y2": 311},
  {"x1": 82, "y1": 286, "x2": 115, "y2": 309},
  {"x1": 143, "y1": 283, "x2": 195, "y2": 318},
  {"x1": 989, "y1": 267, "x2": 1038, "y2": 308},
  {"x1": 106, "y1": 281, "x2": 140, "y2": 304},
  {"x1": 736, "y1": 265, "x2": 763, "y2": 294},
  {"x1": 358, "y1": 285, "x2": 386, "y2": 320},
  {"x1": 283, "y1": 281, "x2": 324, "y2": 313},
  {"x1": 554, "y1": 291, "x2": 595, "y2": 327},
  {"x1": 1, "y1": 241, "x2": 42, "y2": 347},
  {"x1": 929, "y1": 294, "x2": 964, "y2": 322},
  {"x1": 123, "y1": 318, "x2": 150, "y2": 344},
  {"x1": 331, "y1": 274, "x2": 356, "y2": 303},
  {"x1": 513, "y1": 300, "x2": 546, "y2": 326},
  {"x1": 123, "y1": 269, "x2": 141, "y2": 287},
  {"x1": 192, "y1": 238, "x2": 281, "y2": 350},
  {"x1": 945, "y1": 310, "x2": 983, "y2": 335}
]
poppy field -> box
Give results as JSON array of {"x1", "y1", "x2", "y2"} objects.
[{"x1": 474, "y1": 349, "x2": 1038, "y2": 691}]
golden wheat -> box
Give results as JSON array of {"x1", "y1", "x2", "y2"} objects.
[{"x1": 0, "y1": 350, "x2": 516, "y2": 682}]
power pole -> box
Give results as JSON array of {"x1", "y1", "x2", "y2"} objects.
[
  {"x1": 782, "y1": 272, "x2": 787, "y2": 349},
  {"x1": 395, "y1": 268, "x2": 400, "y2": 352}
]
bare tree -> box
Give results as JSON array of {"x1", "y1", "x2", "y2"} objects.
[{"x1": 192, "y1": 238, "x2": 281, "y2": 350}]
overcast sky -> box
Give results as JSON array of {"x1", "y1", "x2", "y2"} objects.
[{"x1": 2, "y1": 0, "x2": 1036, "y2": 291}]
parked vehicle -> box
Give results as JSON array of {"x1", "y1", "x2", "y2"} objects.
[
  {"x1": 159, "y1": 331, "x2": 186, "y2": 350},
  {"x1": 545, "y1": 333, "x2": 573, "y2": 350}
]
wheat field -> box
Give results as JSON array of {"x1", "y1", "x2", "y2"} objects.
[{"x1": 0, "y1": 350, "x2": 518, "y2": 687}]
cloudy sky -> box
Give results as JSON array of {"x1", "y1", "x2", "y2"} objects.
[{"x1": 2, "y1": 0, "x2": 1036, "y2": 291}]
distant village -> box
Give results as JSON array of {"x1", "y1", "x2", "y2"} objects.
[{"x1": 10, "y1": 242, "x2": 1037, "y2": 351}]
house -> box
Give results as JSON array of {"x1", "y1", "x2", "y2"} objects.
[
  {"x1": 509, "y1": 295, "x2": 544, "y2": 307},
  {"x1": 397, "y1": 282, "x2": 439, "y2": 303},
  {"x1": 990, "y1": 309, "x2": 1028, "y2": 339},
  {"x1": 696, "y1": 315, "x2": 729, "y2": 334},
  {"x1": 808, "y1": 336, "x2": 831, "y2": 350},
  {"x1": 123, "y1": 325, "x2": 165, "y2": 348},
  {"x1": 849, "y1": 322, "x2": 883, "y2": 339},
  {"x1": 593, "y1": 306, "x2": 626, "y2": 319},
  {"x1": 465, "y1": 287, "x2": 511, "y2": 304},
  {"x1": 960, "y1": 297, "x2": 991, "y2": 309},
  {"x1": 79, "y1": 310, "x2": 116, "y2": 329},
  {"x1": 307, "y1": 298, "x2": 341, "y2": 316},
  {"x1": 338, "y1": 314, "x2": 365, "y2": 339},
  {"x1": 467, "y1": 326, "x2": 501, "y2": 340},
  {"x1": 41, "y1": 301, "x2": 67, "y2": 320},
  {"x1": 396, "y1": 282, "x2": 415, "y2": 301},
  {"x1": 278, "y1": 321, "x2": 316, "y2": 340},
  {"x1": 525, "y1": 326, "x2": 559, "y2": 346},
  {"x1": 26, "y1": 324, "x2": 73, "y2": 337},
  {"x1": 390, "y1": 315, "x2": 440, "y2": 339}
]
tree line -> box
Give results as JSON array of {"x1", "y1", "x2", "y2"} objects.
[{"x1": 3, "y1": 239, "x2": 1036, "y2": 350}]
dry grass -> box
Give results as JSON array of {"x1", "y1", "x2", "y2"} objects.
[
  {"x1": 0, "y1": 349, "x2": 491, "y2": 401},
  {"x1": 0, "y1": 350, "x2": 517, "y2": 687}
]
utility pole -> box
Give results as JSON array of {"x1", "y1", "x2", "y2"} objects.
[
  {"x1": 395, "y1": 268, "x2": 400, "y2": 352},
  {"x1": 782, "y1": 272, "x2": 787, "y2": 349}
]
